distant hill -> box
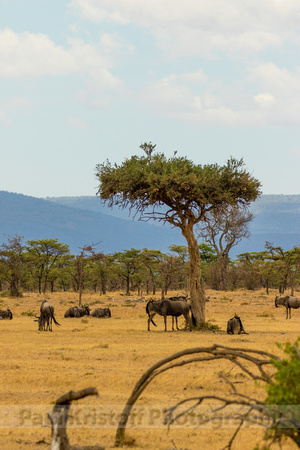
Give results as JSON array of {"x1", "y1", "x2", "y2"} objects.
[
  {"x1": 0, "y1": 191, "x2": 299, "y2": 257},
  {"x1": 0, "y1": 191, "x2": 185, "y2": 254},
  {"x1": 235, "y1": 194, "x2": 300, "y2": 255}
]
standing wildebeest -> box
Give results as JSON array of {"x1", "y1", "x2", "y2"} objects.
[
  {"x1": 91, "y1": 307, "x2": 111, "y2": 318},
  {"x1": 35, "y1": 300, "x2": 60, "y2": 331},
  {"x1": 146, "y1": 299, "x2": 191, "y2": 331},
  {"x1": 0, "y1": 308, "x2": 13, "y2": 320},
  {"x1": 275, "y1": 295, "x2": 300, "y2": 319},
  {"x1": 64, "y1": 304, "x2": 90, "y2": 318},
  {"x1": 227, "y1": 314, "x2": 248, "y2": 335}
]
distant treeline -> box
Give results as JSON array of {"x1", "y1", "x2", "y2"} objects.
[{"x1": 0, "y1": 235, "x2": 299, "y2": 298}]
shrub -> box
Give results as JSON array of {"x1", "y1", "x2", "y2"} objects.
[{"x1": 265, "y1": 339, "x2": 300, "y2": 446}]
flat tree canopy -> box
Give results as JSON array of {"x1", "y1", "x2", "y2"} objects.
[{"x1": 95, "y1": 143, "x2": 261, "y2": 325}]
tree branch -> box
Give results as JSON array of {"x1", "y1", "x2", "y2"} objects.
[{"x1": 114, "y1": 345, "x2": 278, "y2": 446}]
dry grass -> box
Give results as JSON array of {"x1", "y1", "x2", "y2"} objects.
[{"x1": 0, "y1": 288, "x2": 299, "y2": 449}]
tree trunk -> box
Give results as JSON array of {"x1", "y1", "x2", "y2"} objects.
[
  {"x1": 48, "y1": 387, "x2": 102, "y2": 450},
  {"x1": 182, "y1": 223, "x2": 205, "y2": 326},
  {"x1": 43, "y1": 276, "x2": 48, "y2": 294},
  {"x1": 126, "y1": 275, "x2": 130, "y2": 295},
  {"x1": 219, "y1": 256, "x2": 228, "y2": 290},
  {"x1": 101, "y1": 277, "x2": 106, "y2": 295},
  {"x1": 38, "y1": 276, "x2": 42, "y2": 294}
]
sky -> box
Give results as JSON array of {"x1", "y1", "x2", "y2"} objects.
[{"x1": 0, "y1": 0, "x2": 300, "y2": 198}]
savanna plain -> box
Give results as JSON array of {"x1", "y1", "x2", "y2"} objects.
[{"x1": 0, "y1": 289, "x2": 299, "y2": 450}]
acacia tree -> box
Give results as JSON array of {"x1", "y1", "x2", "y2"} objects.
[
  {"x1": 169, "y1": 244, "x2": 189, "y2": 292},
  {"x1": 265, "y1": 243, "x2": 300, "y2": 295},
  {"x1": 113, "y1": 249, "x2": 142, "y2": 295},
  {"x1": 0, "y1": 234, "x2": 25, "y2": 297},
  {"x1": 96, "y1": 143, "x2": 261, "y2": 326},
  {"x1": 71, "y1": 244, "x2": 100, "y2": 304},
  {"x1": 140, "y1": 249, "x2": 164, "y2": 295},
  {"x1": 26, "y1": 239, "x2": 70, "y2": 294},
  {"x1": 197, "y1": 205, "x2": 253, "y2": 290}
]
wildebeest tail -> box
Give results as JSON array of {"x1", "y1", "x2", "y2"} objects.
[
  {"x1": 146, "y1": 300, "x2": 157, "y2": 326},
  {"x1": 51, "y1": 310, "x2": 60, "y2": 327},
  {"x1": 150, "y1": 317, "x2": 157, "y2": 327}
]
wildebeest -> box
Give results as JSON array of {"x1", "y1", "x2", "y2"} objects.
[
  {"x1": 35, "y1": 300, "x2": 60, "y2": 331},
  {"x1": 168, "y1": 294, "x2": 189, "y2": 302},
  {"x1": 168, "y1": 294, "x2": 210, "y2": 303},
  {"x1": 146, "y1": 299, "x2": 191, "y2": 331},
  {"x1": 275, "y1": 295, "x2": 300, "y2": 319},
  {"x1": 64, "y1": 304, "x2": 90, "y2": 318},
  {"x1": 227, "y1": 314, "x2": 248, "y2": 335},
  {"x1": 64, "y1": 307, "x2": 80, "y2": 318},
  {"x1": 91, "y1": 307, "x2": 111, "y2": 318},
  {"x1": 0, "y1": 308, "x2": 13, "y2": 320}
]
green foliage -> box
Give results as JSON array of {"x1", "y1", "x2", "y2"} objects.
[
  {"x1": 96, "y1": 145, "x2": 261, "y2": 219},
  {"x1": 264, "y1": 339, "x2": 300, "y2": 446},
  {"x1": 256, "y1": 313, "x2": 273, "y2": 317},
  {"x1": 266, "y1": 339, "x2": 300, "y2": 405},
  {"x1": 195, "y1": 321, "x2": 221, "y2": 331},
  {"x1": 198, "y1": 242, "x2": 218, "y2": 263}
]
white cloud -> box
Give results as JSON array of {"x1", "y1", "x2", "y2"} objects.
[
  {"x1": 139, "y1": 62, "x2": 300, "y2": 127},
  {"x1": 0, "y1": 28, "x2": 75, "y2": 77},
  {"x1": 254, "y1": 93, "x2": 274, "y2": 107},
  {"x1": 70, "y1": 0, "x2": 300, "y2": 56},
  {"x1": 0, "y1": 28, "x2": 123, "y2": 90}
]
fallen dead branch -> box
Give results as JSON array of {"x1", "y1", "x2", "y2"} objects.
[{"x1": 114, "y1": 344, "x2": 280, "y2": 447}]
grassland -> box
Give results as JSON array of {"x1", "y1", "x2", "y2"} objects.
[{"x1": 0, "y1": 289, "x2": 299, "y2": 450}]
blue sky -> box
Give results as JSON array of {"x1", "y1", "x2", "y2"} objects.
[{"x1": 0, "y1": 0, "x2": 300, "y2": 198}]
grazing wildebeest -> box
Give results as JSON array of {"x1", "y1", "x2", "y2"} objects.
[
  {"x1": 275, "y1": 295, "x2": 300, "y2": 319},
  {"x1": 91, "y1": 307, "x2": 111, "y2": 318},
  {"x1": 0, "y1": 308, "x2": 13, "y2": 320},
  {"x1": 146, "y1": 299, "x2": 191, "y2": 332},
  {"x1": 64, "y1": 304, "x2": 90, "y2": 318},
  {"x1": 35, "y1": 300, "x2": 60, "y2": 331},
  {"x1": 227, "y1": 314, "x2": 248, "y2": 335}
]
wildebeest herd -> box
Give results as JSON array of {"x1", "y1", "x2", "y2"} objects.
[
  {"x1": 0, "y1": 293, "x2": 299, "y2": 332},
  {"x1": 64, "y1": 304, "x2": 91, "y2": 318}
]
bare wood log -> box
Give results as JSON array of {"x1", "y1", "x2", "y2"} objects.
[{"x1": 48, "y1": 387, "x2": 103, "y2": 450}]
